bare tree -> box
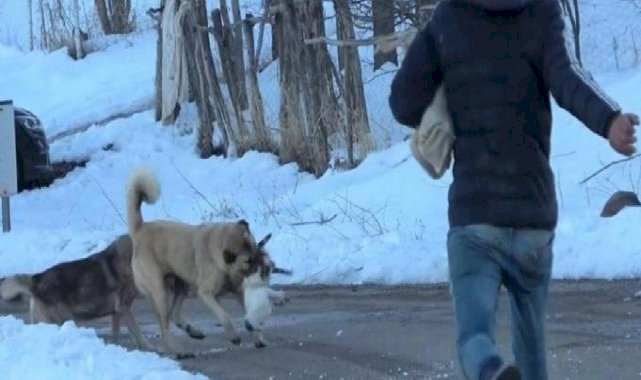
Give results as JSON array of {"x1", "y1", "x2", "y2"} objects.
[
  {"x1": 112, "y1": 0, "x2": 133, "y2": 33},
  {"x1": 300, "y1": 0, "x2": 341, "y2": 174},
  {"x1": 230, "y1": 0, "x2": 248, "y2": 110},
  {"x1": 148, "y1": 4, "x2": 164, "y2": 122},
  {"x1": 160, "y1": 0, "x2": 230, "y2": 157},
  {"x1": 28, "y1": 0, "x2": 34, "y2": 51},
  {"x1": 95, "y1": 0, "x2": 112, "y2": 34},
  {"x1": 415, "y1": 0, "x2": 437, "y2": 26},
  {"x1": 95, "y1": 0, "x2": 134, "y2": 34},
  {"x1": 273, "y1": 0, "x2": 309, "y2": 169},
  {"x1": 38, "y1": 0, "x2": 48, "y2": 49},
  {"x1": 255, "y1": 0, "x2": 271, "y2": 67},
  {"x1": 72, "y1": 0, "x2": 83, "y2": 59},
  {"x1": 335, "y1": 4, "x2": 346, "y2": 71},
  {"x1": 212, "y1": 8, "x2": 249, "y2": 152},
  {"x1": 348, "y1": 0, "x2": 437, "y2": 70},
  {"x1": 372, "y1": 0, "x2": 396, "y2": 70},
  {"x1": 334, "y1": 0, "x2": 372, "y2": 166},
  {"x1": 243, "y1": 14, "x2": 275, "y2": 153},
  {"x1": 213, "y1": 1, "x2": 248, "y2": 112}
]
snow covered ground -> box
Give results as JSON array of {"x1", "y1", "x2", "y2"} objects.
[
  {"x1": 1, "y1": 0, "x2": 641, "y2": 378},
  {"x1": 0, "y1": 316, "x2": 205, "y2": 380}
]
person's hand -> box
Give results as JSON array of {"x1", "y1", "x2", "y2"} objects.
[{"x1": 608, "y1": 113, "x2": 639, "y2": 156}]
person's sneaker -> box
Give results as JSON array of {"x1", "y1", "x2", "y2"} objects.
[
  {"x1": 491, "y1": 363, "x2": 521, "y2": 380},
  {"x1": 479, "y1": 358, "x2": 521, "y2": 380}
]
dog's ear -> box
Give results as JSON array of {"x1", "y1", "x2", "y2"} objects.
[
  {"x1": 257, "y1": 233, "x2": 272, "y2": 248},
  {"x1": 223, "y1": 250, "x2": 237, "y2": 264},
  {"x1": 237, "y1": 219, "x2": 249, "y2": 229}
]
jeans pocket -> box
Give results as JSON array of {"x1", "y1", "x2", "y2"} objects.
[
  {"x1": 517, "y1": 231, "x2": 554, "y2": 287},
  {"x1": 447, "y1": 225, "x2": 503, "y2": 280}
]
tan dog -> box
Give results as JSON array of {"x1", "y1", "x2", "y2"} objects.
[{"x1": 126, "y1": 168, "x2": 262, "y2": 356}]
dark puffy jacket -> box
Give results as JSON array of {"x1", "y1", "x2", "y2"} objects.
[{"x1": 389, "y1": 0, "x2": 621, "y2": 229}]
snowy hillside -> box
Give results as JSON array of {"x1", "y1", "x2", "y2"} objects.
[
  {"x1": 0, "y1": 0, "x2": 640, "y2": 284},
  {"x1": 1, "y1": 28, "x2": 641, "y2": 284}
]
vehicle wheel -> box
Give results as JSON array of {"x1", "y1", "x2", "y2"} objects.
[{"x1": 16, "y1": 155, "x2": 25, "y2": 192}]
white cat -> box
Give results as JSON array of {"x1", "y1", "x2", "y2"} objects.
[{"x1": 242, "y1": 242, "x2": 291, "y2": 348}]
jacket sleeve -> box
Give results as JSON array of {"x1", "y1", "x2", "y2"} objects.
[
  {"x1": 389, "y1": 22, "x2": 443, "y2": 128},
  {"x1": 542, "y1": 0, "x2": 621, "y2": 138}
]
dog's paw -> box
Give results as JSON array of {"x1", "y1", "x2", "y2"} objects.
[
  {"x1": 175, "y1": 352, "x2": 196, "y2": 360},
  {"x1": 186, "y1": 325, "x2": 206, "y2": 340},
  {"x1": 244, "y1": 320, "x2": 255, "y2": 332},
  {"x1": 230, "y1": 336, "x2": 241, "y2": 345},
  {"x1": 188, "y1": 331, "x2": 206, "y2": 340},
  {"x1": 255, "y1": 341, "x2": 267, "y2": 349},
  {"x1": 273, "y1": 297, "x2": 289, "y2": 306}
]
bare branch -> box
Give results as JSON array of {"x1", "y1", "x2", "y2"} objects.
[
  {"x1": 146, "y1": 6, "x2": 163, "y2": 22},
  {"x1": 91, "y1": 177, "x2": 126, "y2": 226},
  {"x1": 290, "y1": 213, "x2": 338, "y2": 226},
  {"x1": 258, "y1": 56, "x2": 278, "y2": 73},
  {"x1": 579, "y1": 153, "x2": 641, "y2": 185},
  {"x1": 303, "y1": 29, "x2": 416, "y2": 51},
  {"x1": 170, "y1": 160, "x2": 217, "y2": 210},
  {"x1": 254, "y1": 0, "x2": 272, "y2": 68}
]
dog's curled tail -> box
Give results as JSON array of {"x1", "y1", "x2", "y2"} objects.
[
  {"x1": 0, "y1": 275, "x2": 33, "y2": 302},
  {"x1": 127, "y1": 167, "x2": 161, "y2": 238}
]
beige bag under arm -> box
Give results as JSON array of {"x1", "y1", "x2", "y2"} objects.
[{"x1": 410, "y1": 84, "x2": 455, "y2": 179}]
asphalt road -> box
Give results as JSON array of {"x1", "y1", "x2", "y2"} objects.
[{"x1": 2, "y1": 280, "x2": 641, "y2": 380}]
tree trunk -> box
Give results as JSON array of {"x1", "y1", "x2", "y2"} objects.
[
  {"x1": 179, "y1": 2, "x2": 203, "y2": 118},
  {"x1": 212, "y1": 8, "x2": 248, "y2": 153},
  {"x1": 95, "y1": 0, "x2": 113, "y2": 34},
  {"x1": 28, "y1": 0, "x2": 34, "y2": 51},
  {"x1": 415, "y1": 0, "x2": 431, "y2": 27},
  {"x1": 204, "y1": 56, "x2": 235, "y2": 156},
  {"x1": 38, "y1": 0, "x2": 48, "y2": 50},
  {"x1": 274, "y1": 0, "x2": 310, "y2": 171},
  {"x1": 160, "y1": 0, "x2": 188, "y2": 124},
  {"x1": 177, "y1": 0, "x2": 216, "y2": 157},
  {"x1": 72, "y1": 0, "x2": 83, "y2": 59},
  {"x1": 243, "y1": 15, "x2": 273, "y2": 153},
  {"x1": 110, "y1": 0, "x2": 132, "y2": 33},
  {"x1": 194, "y1": 0, "x2": 228, "y2": 155},
  {"x1": 334, "y1": 0, "x2": 372, "y2": 167},
  {"x1": 96, "y1": 0, "x2": 131, "y2": 34},
  {"x1": 216, "y1": 0, "x2": 247, "y2": 111},
  {"x1": 270, "y1": 0, "x2": 280, "y2": 61},
  {"x1": 301, "y1": 0, "x2": 343, "y2": 174},
  {"x1": 335, "y1": 7, "x2": 345, "y2": 71},
  {"x1": 299, "y1": 0, "x2": 327, "y2": 175},
  {"x1": 254, "y1": 0, "x2": 271, "y2": 68},
  {"x1": 230, "y1": 0, "x2": 248, "y2": 110},
  {"x1": 573, "y1": 0, "x2": 581, "y2": 64},
  {"x1": 153, "y1": 1, "x2": 165, "y2": 122},
  {"x1": 194, "y1": 40, "x2": 215, "y2": 158},
  {"x1": 373, "y1": 0, "x2": 397, "y2": 70}
]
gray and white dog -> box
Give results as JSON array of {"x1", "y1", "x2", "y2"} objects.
[{"x1": 0, "y1": 235, "x2": 197, "y2": 350}]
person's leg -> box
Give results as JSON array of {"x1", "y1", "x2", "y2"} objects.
[
  {"x1": 447, "y1": 225, "x2": 506, "y2": 380},
  {"x1": 504, "y1": 229, "x2": 554, "y2": 380}
]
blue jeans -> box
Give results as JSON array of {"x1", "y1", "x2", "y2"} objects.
[{"x1": 447, "y1": 224, "x2": 554, "y2": 380}]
